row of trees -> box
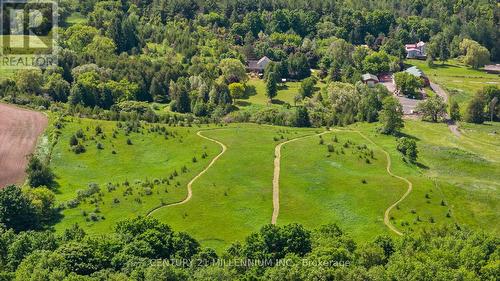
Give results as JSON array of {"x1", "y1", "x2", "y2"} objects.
[
  {"x1": 413, "y1": 85, "x2": 499, "y2": 125},
  {"x1": 0, "y1": 216, "x2": 497, "y2": 280},
  {"x1": 2, "y1": 0, "x2": 497, "y2": 123}
]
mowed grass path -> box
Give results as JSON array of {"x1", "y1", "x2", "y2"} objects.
[
  {"x1": 278, "y1": 130, "x2": 405, "y2": 239},
  {"x1": 51, "y1": 118, "x2": 220, "y2": 233},
  {"x1": 151, "y1": 124, "x2": 317, "y2": 251},
  {"x1": 51, "y1": 118, "x2": 499, "y2": 248},
  {"x1": 352, "y1": 121, "x2": 499, "y2": 236},
  {"x1": 400, "y1": 121, "x2": 499, "y2": 232}
]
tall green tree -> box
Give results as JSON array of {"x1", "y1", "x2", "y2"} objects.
[
  {"x1": 266, "y1": 72, "x2": 279, "y2": 102},
  {"x1": 449, "y1": 101, "x2": 461, "y2": 121},
  {"x1": 26, "y1": 156, "x2": 54, "y2": 188},
  {"x1": 460, "y1": 39, "x2": 490, "y2": 69},
  {"x1": 0, "y1": 186, "x2": 38, "y2": 231},
  {"x1": 379, "y1": 96, "x2": 404, "y2": 134},
  {"x1": 416, "y1": 95, "x2": 447, "y2": 122},
  {"x1": 293, "y1": 107, "x2": 311, "y2": 127},
  {"x1": 465, "y1": 92, "x2": 486, "y2": 124},
  {"x1": 394, "y1": 72, "x2": 423, "y2": 98},
  {"x1": 397, "y1": 137, "x2": 418, "y2": 163},
  {"x1": 299, "y1": 77, "x2": 316, "y2": 98}
]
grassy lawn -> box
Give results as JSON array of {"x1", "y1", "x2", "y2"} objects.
[
  {"x1": 280, "y1": 120, "x2": 499, "y2": 240},
  {"x1": 0, "y1": 68, "x2": 16, "y2": 81},
  {"x1": 278, "y1": 130, "x2": 406, "y2": 240},
  {"x1": 406, "y1": 59, "x2": 500, "y2": 109},
  {"x1": 51, "y1": 117, "x2": 221, "y2": 233},
  {"x1": 65, "y1": 12, "x2": 88, "y2": 25},
  {"x1": 50, "y1": 116, "x2": 499, "y2": 252},
  {"x1": 0, "y1": 35, "x2": 52, "y2": 53},
  {"x1": 352, "y1": 121, "x2": 499, "y2": 236},
  {"x1": 244, "y1": 78, "x2": 301, "y2": 105},
  {"x1": 150, "y1": 124, "x2": 317, "y2": 251}
]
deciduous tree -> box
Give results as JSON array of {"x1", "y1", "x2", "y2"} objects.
[
  {"x1": 379, "y1": 96, "x2": 404, "y2": 134},
  {"x1": 416, "y1": 95, "x2": 447, "y2": 122}
]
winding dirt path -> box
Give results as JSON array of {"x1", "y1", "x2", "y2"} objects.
[
  {"x1": 271, "y1": 128, "x2": 413, "y2": 236},
  {"x1": 271, "y1": 131, "x2": 330, "y2": 224},
  {"x1": 430, "y1": 82, "x2": 462, "y2": 137},
  {"x1": 351, "y1": 130, "x2": 412, "y2": 236},
  {"x1": 147, "y1": 130, "x2": 227, "y2": 216},
  {"x1": 0, "y1": 103, "x2": 48, "y2": 188}
]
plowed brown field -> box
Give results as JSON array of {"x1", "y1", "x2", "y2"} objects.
[{"x1": 0, "y1": 103, "x2": 47, "y2": 188}]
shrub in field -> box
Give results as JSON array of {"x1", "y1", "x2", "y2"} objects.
[
  {"x1": 72, "y1": 144, "x2": 86, "y2": 154},
  {"x1": 95, "y1": 125, "x2": 103, "y2": 135},
  {"x1": 69, "y1": 135, "x2": 78, "y2": 146},
  {"x1": 77, "y1": 183, "x2": 101, "y2": 201},
  {"x1": 75, "y1": 129, "x2": 85, "y2": 138},
  {"x1": 327, "y1": 144, "x2": 334, "y2": 152},
  {"x1": 397, "y1": 137, "x2": 418, "y2": 163},
  {"x1": 26, "y1": 155, "x2": 54, "y2": 188}
]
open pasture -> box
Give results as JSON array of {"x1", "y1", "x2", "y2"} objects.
[
  {"x1": 51, "y1": 117, "x2": 221, "y2": 233},
  {"x1": 407, "y1": 59, "x2": 500, "y2": 108},
  {"x1": 50, "y1": 117, "x2": 499, "y2": 251}
]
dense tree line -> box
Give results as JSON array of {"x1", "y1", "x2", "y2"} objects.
[
  {"x1": 1, "y1": 0, "x2": 498, "y2": 128},
  {"x1": 0, "y1": 216, "x2": 497, "y2": 280}
]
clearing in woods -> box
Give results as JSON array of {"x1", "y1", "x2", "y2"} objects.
[{"x1": 45, "y1": 116, "x2": 499, "y2": 252}]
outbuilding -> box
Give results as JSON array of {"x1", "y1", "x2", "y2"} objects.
[
  {"x1": 484, "y1": 64, "x2": 500, "y2": 74},
  {"x1": 404, "y1": 66, "x2": 430, "y2": 86},
  {"x1": 247, "y1": 56, "x2": 272, "y2": 73},
  {"x1": 405, "y1": 41, "x2": 427, "y2": 59},
  {"x1": 361, "y1": 73, "x2": 379, "y2": 87}
]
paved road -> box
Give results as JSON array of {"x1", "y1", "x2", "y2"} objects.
[
  {"x1": 381, "y1": 81, "x2": 421, "y2": 115},
  {"x1": 430, "y1": 82, "x2": 461, "y2": 137}
]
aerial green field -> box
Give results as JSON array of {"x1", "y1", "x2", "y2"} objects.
[
  {"x1": 50, "y1": 117, "x2": 221, "y2": 233},
  {"x1": 277, "y1": 120, "x2": 499, "y2": 240},
  {"x1": 244, "y1": 78, "x2": 302, "y2": 105},
  {"x1": 150, "y1": 124, "x2": 317, "y2": 251},
  {"x1": 278, "y1": 130, "x2": 407, "y2": 239},
  {"x1": 407, "y1": 59, "x2": 500, "y2": 108},
  {"x1": 65, "y1": 12, "x2": 88, "y2": 25},
  {"x1": 49, "y1": 116, "x2": 499, "y2": 252},
  {"x1": 353, "y1": 121, "x2": 500, "y2": 235}
]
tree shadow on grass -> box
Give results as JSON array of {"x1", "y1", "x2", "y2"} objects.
[
  {"x1": 277, "y1": 84, "x2": 289, "y2": 91},
  {"x1": 415, "y1": 162, "x2": 429, "y2": 170},
  {"x1": 235, "y1": 100, "x2": 252, "y2": 107},
  {"x1": 244, "y1": 85, "x2": 257, "y2": 98},
  {"x1": 46, "y1": 211, "x2": 65, "y2": 228},
  {"x1": 395, "y1": 131, "x2": 421, "y2": 141},
  {"x1": 49, "y1": 178, "x2": 62, "y2": 194},
  {"x1": 270, "y1": 99, "x2": 286, "y2": 105}
]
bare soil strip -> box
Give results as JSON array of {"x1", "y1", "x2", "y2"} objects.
[
  {"x1": 147, "y1": 130, "x2": 227, "y2": 216},
  {"x1": 0, "y1": 103, "x2": 48, "y2": 188},
  {"x1": 271, "y1": 131, "x2": 330, "y2": 224}
]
